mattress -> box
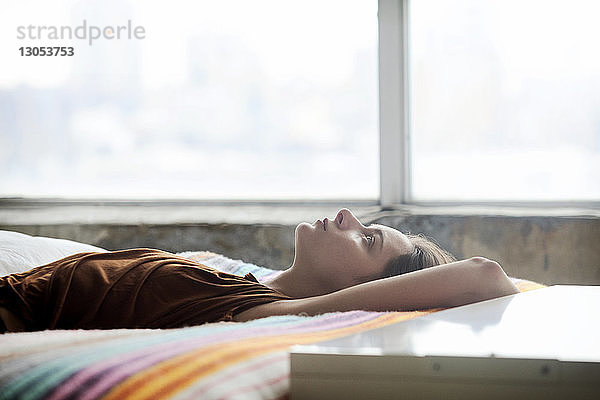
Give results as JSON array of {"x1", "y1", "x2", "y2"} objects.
[{"x1": 0, "y1": 248, "x2": 545, "y2": 400}]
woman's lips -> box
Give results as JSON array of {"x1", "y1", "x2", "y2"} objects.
[{"x1": 315, "y1": 219, "x2": 327, "y2": 231}]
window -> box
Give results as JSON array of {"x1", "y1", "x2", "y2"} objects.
[
  {"x1": 408, "y1": 0, "x2": 600, "y2": 202},
  {"x1": 3, "y1": 0, "x2": 598, "y2": 204},
  {"x1": 0, "y1": 0, "x2": 378, "y2": 200}
]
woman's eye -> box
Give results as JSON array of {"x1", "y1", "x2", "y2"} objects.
[{"x1": 365, "y1": 234, "x2": 374, "y2": 247}]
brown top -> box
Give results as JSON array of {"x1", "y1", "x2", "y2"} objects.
[{"x1": 0, "y1": 249, "x2": 291, "y2": 331}]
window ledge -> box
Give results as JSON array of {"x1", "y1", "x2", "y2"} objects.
[{"x1": 0, "y1": 202, "x2": 598, "y2": 226}]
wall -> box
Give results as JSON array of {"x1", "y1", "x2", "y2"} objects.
[
  {"x1": 373, "y1": 214, "x2": 600, "y2": 286},
  {"x1": 1, "y1": 204, "x2": 598, "y2": 285}
]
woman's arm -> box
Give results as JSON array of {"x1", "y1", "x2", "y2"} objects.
[{"x1": 234, "y1": 257, "x2": 519, "y2": 322}]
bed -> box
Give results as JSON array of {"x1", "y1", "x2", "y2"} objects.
[{"x1": 0, "y1": 231, "x2": 545, "y2": 400}]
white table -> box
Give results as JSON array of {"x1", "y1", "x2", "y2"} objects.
[{"x1": 290, "y1": 285, "x2": 600, "y2": 399}]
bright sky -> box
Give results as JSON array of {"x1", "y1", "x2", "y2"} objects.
[
  {"x1": 0, "y1": 0, "x2": 375, "y2": 90},
  {"x1": 0, "y1": 0, "x2": 74, "y2": 88},
  {"x1": 2, "y1": 0, "x2": 599, "y2": 88},
  {"x1": 1, "y1": 0, "x2": 598, "y2": 200}
]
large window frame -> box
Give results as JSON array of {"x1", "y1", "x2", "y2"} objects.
[
  {"x1": 379, "y1": 0, "x2": 410, "y2": 208},
  {"x1": 379, "y1": 0, "x2": 599, "y2": 209},
  {"x1": 1, "y1": 0, "x2": 598, "y2": 208}
]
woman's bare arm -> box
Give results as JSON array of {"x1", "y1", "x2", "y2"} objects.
[{"x1": 234, "y1": 257, "x2": 519, "y2": 322}]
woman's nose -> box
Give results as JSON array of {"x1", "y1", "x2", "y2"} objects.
[{"x1": 336, "y1": 208, "x2": 363, "y2": 230}]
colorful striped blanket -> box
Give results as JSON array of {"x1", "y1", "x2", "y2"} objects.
[{"x1": 0, "y1": 252, "x2": 545, "y2": 400}]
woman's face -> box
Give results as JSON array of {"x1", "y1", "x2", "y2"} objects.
[{"x1": 294, "y1": 208, "x2": 413, "y2": 291}]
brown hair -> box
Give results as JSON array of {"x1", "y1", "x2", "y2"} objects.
[{"x1": 380, "y1": 233, "x2": 457, "y2": 279}]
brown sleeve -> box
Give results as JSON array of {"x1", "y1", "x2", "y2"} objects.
[{"x1": 0, "y1": 249, "x2": 291, "y2": 330}]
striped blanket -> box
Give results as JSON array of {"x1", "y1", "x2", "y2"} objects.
[{"x1": 0, "y1": 252, "x2": 545, "y2": 400}]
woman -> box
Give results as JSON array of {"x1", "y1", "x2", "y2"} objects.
[{"x1": 0, "y1": 209, "x2": 518, "y2": 332}]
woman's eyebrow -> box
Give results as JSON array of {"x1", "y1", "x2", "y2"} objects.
[{"x1": 375, "y1": 228, "x2": 384, "y2": 251}]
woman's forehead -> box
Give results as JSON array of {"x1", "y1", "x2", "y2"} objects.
[
  {"x1": 369, "y1": 223, "x2": 399, "y2": 235},
  {"x1": 370, "y1": 223, "x2": 412, "y2": 254}
]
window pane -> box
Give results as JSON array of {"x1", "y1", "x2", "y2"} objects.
[
  {"x1": 0, "y1": 0, "x2": 378, "y2": 200},
  {"x1": 409, "y1": 0, "x2": 600, "y2": 201}
]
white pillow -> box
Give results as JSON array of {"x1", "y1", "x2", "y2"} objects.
[{"x1": 0, "y1": 230, "x2": 106, "y2": 276}]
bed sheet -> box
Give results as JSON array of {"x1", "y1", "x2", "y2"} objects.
[{"x1": 0, "y1": 251, "x2": 545, "y2": 400}]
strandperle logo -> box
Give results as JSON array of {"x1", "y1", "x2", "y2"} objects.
[{"x1": 16, "y1": 20, "x2": 145, "y2": 46}]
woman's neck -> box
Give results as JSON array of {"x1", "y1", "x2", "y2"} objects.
[{"x1": 263, "y1": 265, "x2": 333, "y2": 299}]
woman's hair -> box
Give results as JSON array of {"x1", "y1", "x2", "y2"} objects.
[{"x1": 380, "y1": 233, "x2": 457, "y2": 279}]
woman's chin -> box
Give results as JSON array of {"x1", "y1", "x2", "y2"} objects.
[
  {"x1": 294, "y1": 222, "x2": 318, "y2": 254},
  {"x1": 295, "y1": 222, "x2": 315, "y2": 236}
]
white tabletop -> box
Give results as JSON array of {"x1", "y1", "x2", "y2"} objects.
[{"x1": 293, "y1": 285, "x2": 600, "y2": 362}]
